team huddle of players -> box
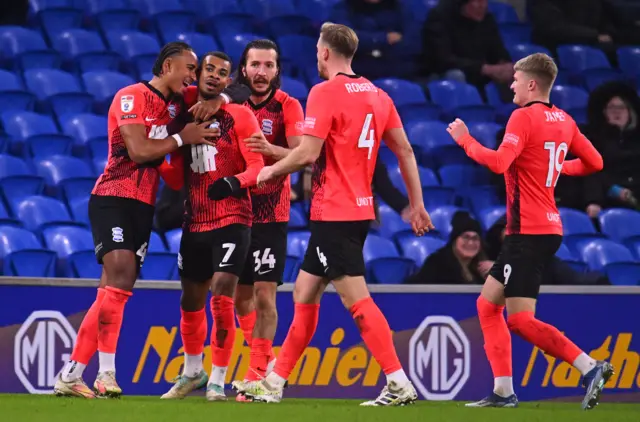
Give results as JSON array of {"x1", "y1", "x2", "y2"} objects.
[{"x1": 52, "y1": 22, "x2": 614, "y2": 410}]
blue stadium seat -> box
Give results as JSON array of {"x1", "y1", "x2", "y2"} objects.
[
  {"x1": 428, "y1": 80, "x2": 495, "y2": 122},
  {"x1": 243, "y1": 0, "x2": 296, "y2": 19},
  {"x1": 148, "y1": 231, "x2": 167, "y2": 252},
  {"x1": 488, "y1": 1, "x2": 519, "y2": 23},
  {"x1": 277, "y1": 35, "x2": 316, "y2": 71},
  {"x1": 105, "y1": 31, "x2": 161, "y2": 78},
  {"x1": 131, "y1": 0, "x2": 196, "y2": 36},
  {"x1": 398, "y1": 103, "x2": 442, "y2": 123},
  {"x1": 559, "y1": 207, "x2": 598, "y2": 235},
  {"x1": 405, "y1": 120, "x2": 451, "y2": 151},
  {"x1": 24, "y1": 69, "x2": 94, "y2": 118},
  {"x1": 628, "y1": 239, "x2": 640, "y2": 260},
  {"x1": 0, "y1": 155, "x2": 45, "y2": 199},
  {"x1": 498, "y1": 23, "x2": 531, "y2": 44},
  {"x1": 439, "y1": 165, "x2": 490, "y2": 187},
  {"x1": 265, "y1": 14, "x2": 315, "y2": 39},
  {"x1": 183, "y1": 0, "x2": 245, "y2": 19},
  {"x1": 0, "y1": 111, "x2": 74, "y2": 157},
  {"x1": 287, "y1": 231, "x2": 311, "y2": 257},
  {"x1": 556, "y1": 242, "x2": 588, "y2": 273},
  {"x1": 165, "y1": 228, "x2": 182, "y2": 253},
  {"x1": 69, "y1": 196, "x2": 89, "y2": 226},
  {"x1": 583, "y1": 68, "x2": 624, "y2": 92},
  {"x1": 577, "y1": 238, "x2": 637, "y2": 271},
  {"x1": 0, "y1": 69, "x2": 36, "y2": 112},
  {"x1": 468, "y1": 122, "x2": 502, "y2": 149},
  {"x1": 82, "y1": 71, "x2": 136, "y2": 114},
  {"x1": 617, "y1": 47, "x2": 640, "y2": 78},
  {"x1": 42, "y1": 225, "x2": 94, "y2": 277},
  {"x1": 0, "y1": 26, "x2": 60, "y2": 70},
  {"x1": 67, "y1": 250, "x2": 102, "y2": 278},
  {"x1": 459, "y1": 186, "x2": 501, "y2": 214},
  {"x1": 93, "y1": 157, "x2": 107, "y2": 175},
  {"x1": 388, "y1": 165, "x2": 456, "y2": 207},
  {"x1": 61, "y1": 113, "x2": 108, "y2": 150},
  {"x1": 220, "y1": 33, "x2": 262, "y2": 65},
  {"x1": 0, "y1": 225, "x2": 56, "y2": 277},
  {"x1": 363, "y1": 234, "x2": 415, "y2": 284},
  {"x1": 163, "y1": 32, "x2": 219, "y2": 55},
  {"x1": 31, "y1": 1, "x2": 83, "y2": 43},
  {"x1": 599, "y1": 208, "x2": 640, "y2": 243},
  {"x1": 281, "y1": 76, "x2": 309, "y2": 100},
  {"x1": 551, "y1": 85, "x2": 589, "y2": 113},
  {"x1": 289, "y1": 205, "x2": 308, "y2": 230},
  {"x1": 377, "y1": 204, "x2": 413, "y2": 240},
  {"x1": 10, "y1": 195, "x2": 76, "y2": 232},
  {"x1": 35, "y1": 155, "x2": 96, "y2": 202},
  {"x1": 477, "y1": 205, "x2": 505, "y2": 231},
  {"x1": 506, "y1": 43, "x2": 552, "y2": 62},
  {"x1": 140, "y1": 252, "x2": 178, "y2": 280},
  {"x1": 297, "y1": 0, "x2": 339, "y2": 25},
  {"x1": 398, "y1": 236, "x2": 446, "y2": 266},
  {"x1": 375, "y1": 78, "x2": 427, "y2": 107},
  {"x1": 53, "y1": 29, "x2": 120, "y2": 72},
  {"x1": 427, "y1": 205, "x2": 465, "y2": 239},
  {"x1": 557, "y1": 45, "x2": 611, "y2": 74},
  {"x1": 85, "y1": 0, "x2": 141, "y2": 32},
  {"x1": 605, "y1": 263, "x2": 640, "y2": 286},
  {"x1": 283, "y1": 255, "x2": 301, "y2": 282}
]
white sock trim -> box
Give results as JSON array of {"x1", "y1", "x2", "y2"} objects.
[{"x1": 494, "y1": 376, "x2": 514, "y2": 397}]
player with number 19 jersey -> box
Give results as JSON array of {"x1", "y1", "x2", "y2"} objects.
[{"x1": 305, "y1": 74, "x2": 402, "y2": 223}]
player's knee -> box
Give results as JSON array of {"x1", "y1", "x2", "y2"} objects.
[
  {"x1": 254, "y1": 284, "x2": 277, "y2": 318},
  {"x1": 102, "y1": 250, "x2": 138, "y2": 291},
  {"x1": 211, "y1": 273, "x2": 237, "y2": 297},
  {"x1": 180, "y1": 291, "x2": 207, "y2": 312},
  {"x1": 506, "y1": 311, "x2": 534, "y2": 334}
]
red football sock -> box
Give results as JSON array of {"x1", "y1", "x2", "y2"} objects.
[
  {"x1": 273, "y1": 303, "x2": 319, "y2": 379},
  {"x1": 477, "y1": 296, "x2": 512, "y2": 377},
  {"x1": 237, "y1": 310, "x2": 256, "y2": 347},
  {"x1": 350, "y1": 297, "x2": 402, "y2": 375},
  {"x1": 181, "y1": 308, "x2": 207, "y2": 355},
  {"x1": 210, "y1": 295, "x2": 236, "y2": 367},
  {"x1": 97, "y1": 286, "x2": 132, "y2": 353},
  {"x1": 246, "y1": 338, "x2": 273, "y2": 381},
  {"x1": 507, "y1": 311, "x2": 583, "y2": 364},
  {"x1": 70, "y1": 288, "x2": 106, "y2": 364}
]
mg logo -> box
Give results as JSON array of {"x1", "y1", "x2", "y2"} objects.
[
  {"x1": 14, "y1": 311, "x2": 76, "y2": 394},
  {"x1": 409, "y1": 315, "x2": 470, "y2": 400}
]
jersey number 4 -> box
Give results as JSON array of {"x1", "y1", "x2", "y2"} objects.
[
  {"x1": 191, "y1": 144, "x2": 219, "y2": 174},
  {"x1": 544, "y1": 142, "x2": 568, "y2": 188},
  {"x1": 358, "y1": 113, "x2": 375, "y2": 160}
]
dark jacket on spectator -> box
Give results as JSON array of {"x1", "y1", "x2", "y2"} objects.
[{"x1": 421, "y1": 0, "x2": 511, "y2": 86}]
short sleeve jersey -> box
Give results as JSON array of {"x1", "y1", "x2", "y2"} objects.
[
  {"x1": 303, "y1": 74, "x2": 402, "y2": 222},
  {"x1": 500, "y1": 102, "x2": 584, "y2": 235},
  {"x1": 246, "y1": 89, "x2": 304, "y2": 223},
  {"x1": 92, "y1": 82, "x2": 185, "y2": 205},
  {"x1": 181, "y1": 104, "x2": 262, "y2": 232}
]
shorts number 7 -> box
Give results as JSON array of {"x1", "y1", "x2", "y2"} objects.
[{"x1": 544, "y1": 141, "x2": 568, "y2": 188}]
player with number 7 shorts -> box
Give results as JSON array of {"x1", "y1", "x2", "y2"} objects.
[
  {"x1": 158, "y1": 51, "x2": 264, "y2": 401},
  {"x1": 446, "y1": 53, "x2": 613, "y2": 411}
]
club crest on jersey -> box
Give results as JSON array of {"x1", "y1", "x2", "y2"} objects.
[
  {"x1": 261, "y1": 119, "x2": 273, "y2": 135},
  {"x1": 120, "y1": 95, "x2": 134, "y2": 113},
  {"x1": 168, "y1": 104, "x2": 176, "y2": 118}
]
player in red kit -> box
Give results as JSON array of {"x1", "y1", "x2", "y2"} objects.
[
  {"x1": 225, "y1": 39, "x2": 304, "y2": 399},
  {"x1": 54, "y1": 42, "x2": 232, "y2": 399},
  {"x1": 158, "y1": 52, "x2": 264, "y2": 401},
  {"x1": 236, "y1": 23, "x2": 433, "y2": 406},
  {"x1": 446, "y1": 53, "x2": 612, "y2": 411}
]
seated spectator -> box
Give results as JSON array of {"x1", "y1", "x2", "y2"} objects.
[
  {"x1": 485, "y1": 215, "x2": 610, "y2": 285},
  {"x1": 582, "y1": 81, "x2": 640, "y2": 215},
  {"x1": 421, "y1": 0, "x2": 513, "y2": 101},
  {"x1": 329, "y1": 0, "x2": 409, "y2": 79},
  {"x1": 529, "y1": 0, "x2": 640, "y2": 64},
  {"x1": 405, "y1": 211, "x2": 491, "y2": 284}
]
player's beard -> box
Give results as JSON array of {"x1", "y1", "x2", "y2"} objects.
[{"x1": 249, "y1": 78, "x2": 273, "y2": 97}]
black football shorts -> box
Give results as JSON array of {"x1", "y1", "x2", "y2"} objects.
[
  {"x1": 88, "y1": 194, "x2": 155, "y2": 271},
  {"x1": 239, "y1": 222, "x2": 288, "y2": 285},
  {"x1": 489, "y1": 234, "x2": 562, "y2": 299}
]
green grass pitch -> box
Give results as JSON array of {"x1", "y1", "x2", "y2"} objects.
[{"x1": 1, "y1": 395, "x2": 639, "y2": 422}]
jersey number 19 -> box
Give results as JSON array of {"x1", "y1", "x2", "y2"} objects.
[{"x1": 544, "y1": 141, "x2": 568, "y2": 188}]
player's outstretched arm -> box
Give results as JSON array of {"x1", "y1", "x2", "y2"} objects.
[
  {"x1": 561, "y1": 128, "x2": 604, "y2": 176},
  {"x1": 182, "y1": 84, "x2": 252, "y2": 121},
  {"x1": 382, "y1": 127, "x2": 424, "y2": 208},
  {"x1": 447, "y1": 117, "x2": 520, "y2": 174}
]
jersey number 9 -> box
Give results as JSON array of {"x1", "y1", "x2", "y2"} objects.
[{"x1": 544, "y1": 141, "x2": 568, "y2": 188}]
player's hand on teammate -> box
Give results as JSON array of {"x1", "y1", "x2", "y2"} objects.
[
  {"x1": 446, "y1": 118, "x2": 469, "y2": 144},
  {"x1": 257, "y1": 166, "x2": 276, "y2": 186},
  {"x1": 244, "y1": 132, "x2": 275, "y2": 157},
  {"x1": 189, "y1": 98, "x2": 222, "y2": 122},
  {"x1": 179, "y1": 121, "x2": 220, "y2": 146},
  {"x1": 408, "y1": 205, "x2": 435, "y2": 237},
  {"x1": 208, "y1": 176, "x2": 243, "y2": 200}
]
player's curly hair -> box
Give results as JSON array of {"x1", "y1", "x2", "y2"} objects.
[
  {"x1": 233, "y1": 39, "x2": 282, "y2": 90},
  {"x1": 152, "y1": 41, "x2": 194, "y2": 77}
]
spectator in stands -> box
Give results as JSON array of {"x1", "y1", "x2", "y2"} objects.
[
  {"x1": 581, "y1": 81, "x2": 640, "y2": 216},
  {"x1": 485, "y1": 215, "x2": 610, "y2": 285},
  {"x1": 529, "y1": 0, "x2": 640, "y2": 64},
  {"x1": 404, "y1": 211, "x2": 491, "y2": 284},
  {"x1": 421, "y1": 0, "x2": 513, "y2": 101},
  {"x1": 329, "y1": 0, "x2": 407, "y2": 79}
]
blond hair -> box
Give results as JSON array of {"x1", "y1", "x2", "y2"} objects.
[
  {"x1": 320, "y1": 22, "x2": 359, "y2": 59},
  {"x1": 514, "y1": 53, "x2": 558, "y2": 93}
]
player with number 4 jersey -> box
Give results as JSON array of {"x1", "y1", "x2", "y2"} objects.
[
  {"x1": 235, "y1": 23, "x2": 434, "y2": 407},
  {"x1": 447, "y1": 53, "x2": 612, "y2": 411},
  {"x1": 158, "y1": 52, "x2": 264, "y2": 402}
]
